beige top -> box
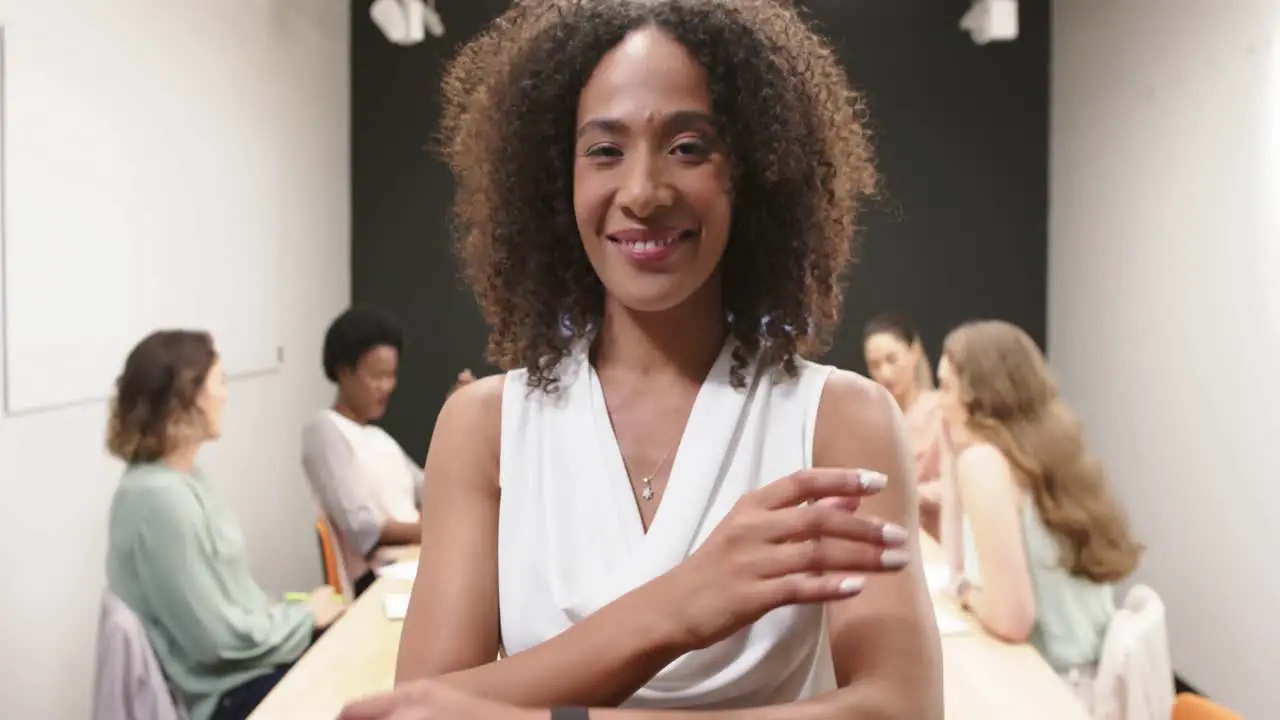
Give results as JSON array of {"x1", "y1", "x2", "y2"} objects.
[{"x1": 302, "y1": 411, "x2": 422, "y2": 581}]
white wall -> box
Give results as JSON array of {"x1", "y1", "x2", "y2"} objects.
[
  {"x1": 1050, "y1": 1, "x2": 1279, "y2": 716},
  {"x1": 0, "y1": 1, "x2": 350, "y2": 717}
]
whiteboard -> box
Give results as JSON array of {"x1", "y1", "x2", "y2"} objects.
[{"x1": 1, "y1": 6, "x2": 286, "y2": 414}]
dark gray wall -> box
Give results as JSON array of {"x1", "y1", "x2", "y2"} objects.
[{"x1": 350, "y1": 0, "x2": 1050, "y2": 459}]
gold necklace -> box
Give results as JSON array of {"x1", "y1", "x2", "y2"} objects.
[{"x1": 634, "y1": 443, "x2": 678, "y2": 502}]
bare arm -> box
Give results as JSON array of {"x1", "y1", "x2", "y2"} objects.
[
  {"x1": 937, "y1": 427, "x2": 965, "y2": 575},
  {"x1": 954, "y1": 444, "x2": 1036, "y2": 642},
  {"x1": 377, "y1": 519, "x2": 421, "y2": 547},
  {"x1": 807, "y1": 372, "x2": 942, "y2": 720},
  {"x1": 395, "y1": 376, "x2": 688, "y2": 706},
  {"x1": 577, "y1": 373, "x2": 945, "y2": 720}
]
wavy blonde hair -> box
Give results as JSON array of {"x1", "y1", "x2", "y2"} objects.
[
  {"x1": 107, "y1": 330, "x2": 217, "y2": 463},
  {"x1": 943, "y1": 320, "x2": 1142, "y2": 583}
]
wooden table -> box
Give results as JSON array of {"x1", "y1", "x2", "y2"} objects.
[
  {"x1": 247, "y1": 560, "x2": 416, "y2": 719},
  {"x1": 918, "y1": 535, "x2": 1092, "y2": 719},
  {"x1": 250, "y1": 537, "x2": 1092, "y2": 719}
]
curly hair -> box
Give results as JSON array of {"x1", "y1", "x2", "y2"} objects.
[
  {"x1": 943, "y1": 320, "x2": 1144, "y2": 583},
  {"x1": 107, "y1": 330, "x2": 217, "y2": 464},
  {"x1": 438, "y1": 0, "x2": 877, "y2": 390},
  {"x1": 322, "y1": 306, "x2": 405, "y2": 382}
]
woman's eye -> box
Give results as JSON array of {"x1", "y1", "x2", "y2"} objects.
[
  {"x1": 584, "y1": 144, "x2": 622, "y2": 158},
  {"x1": 671, "y1": 140, "x2": 708, "y2": 157}
]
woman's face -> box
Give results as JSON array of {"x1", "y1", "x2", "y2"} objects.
[
  {"x1": 197, "y1": 358, "x2": 228, "y2": 441},
  {"x1": 936, "y1": 355, "x2": 970, "y2": 436},
  {"x1": 338, "y1": 345, "x2": 400, "y2": 422},
  {"x1": 864, "y1": 332, "x2": 919, "y2": 399},
  {"x1": 573, "y1": 26, "x2": 733, "y2": 313}
]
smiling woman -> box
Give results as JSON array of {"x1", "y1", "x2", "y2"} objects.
[
  {"x1": 441, "y1": 0, "x2": 877, "y2": 390},
  {"x1": 339, "y1": 2, "x2": 942, "y2": 720}
]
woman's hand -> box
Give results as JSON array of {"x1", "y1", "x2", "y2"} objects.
[
  {"x1": 653, "y1": 467, "x2": 912, "y2": 650},
  {"x1": 338, "y1": 678, "x2": 542, "y2": 720},
  {"x1": 306, "y1": 586, "x2": 347, "y2": 629}
]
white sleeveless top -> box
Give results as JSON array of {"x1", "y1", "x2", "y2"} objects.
[{"x1": 497, "y1": 342, "x2": 838, "y2": 709}]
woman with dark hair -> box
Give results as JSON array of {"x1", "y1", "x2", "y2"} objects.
[
  {"x1": 937, "y1": 320, "x2": 1143, "y2": 706},
  {"x1": 862, "y1": 313, "x2": 945, "y2": 538},
  {"x1": 302, "y1": 307, "x2": 423, "y2": 597},
  {"x1": 105, "y1": 331, "x2": 345, "y2": 720},
  {"x1": 342, "y1": 1, "x2": 943, "y2": 718}
]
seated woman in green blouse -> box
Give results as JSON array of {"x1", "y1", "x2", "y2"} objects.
[
  {"x1": 105, "y1": 330, "x2": 347, "y2": 720},
  {"x1": 935, "y1": 320, "x2": 1143, "y2": 709}
]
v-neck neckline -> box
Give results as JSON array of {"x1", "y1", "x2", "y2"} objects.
[
  {"x1": 585, "y1": 341, "x2": 740, "y2": 543},
  {"x1": 551, "y1": 340, "x2": 763, "y2": 621}
]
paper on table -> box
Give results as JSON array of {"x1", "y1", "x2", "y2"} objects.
[
  {"x1": 934, "y1": 605, "x2": 971, "y2": 636},
  {"x1": 383, "y1": 593, "x2": 410, "y2": 620},
  {"x1": 377, "y1": 560, "x2": 419, "y2": 581}
]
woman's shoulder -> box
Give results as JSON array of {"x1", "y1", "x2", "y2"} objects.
[
  {"x1": 111, "y1": 464, "x2": 203, "y2": 538},
  {"x1": 117, "y1": 462, "x2": 189, "y2": 491},
  {"x1": 418, "y1": 373, "x2": 507, "y2": 496},
  {"x1": 811, "y1": 369, "x2": 901, "y2": 463},
  {"x1": 954, "y1": 443, "x2": 1020, "y2": 496},
  {"x1": 815, "y1": 367, "x2": 888, "y2": 415},
  {"x1": 447, "y1": 371, "x2": 506, "y2": 412},
  {"x1": 303, "y1": 408, "x2": 354, "y2": 438},
  {"x1": 955, "y1": 442, "x2": 1009, "y2": 469},
  {"x1": 434, "y1": 372, "x2": 506, "y2": 449}
]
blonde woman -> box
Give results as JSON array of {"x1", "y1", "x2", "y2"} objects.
[
  {"x1": 863, "y1": 313, "x2": 944, "y2": 538},
  {"x1": 105, "y1": 330, "x2": 346, "y2": 720},
  {"x1": 936, "y1": 320, "x2": 1142, "y2": 705}
]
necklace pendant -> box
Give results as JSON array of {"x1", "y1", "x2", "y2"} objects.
[{"x1": 640, "y1": 479, "x2": 655, "y2": 501}]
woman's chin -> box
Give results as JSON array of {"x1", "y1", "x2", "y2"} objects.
[
  {"x1": 601, "y1": 276, "x2": 699, "y2": 315},
  {"x1": 600, "y1": 262, "x2": 723, "y2": 317}
]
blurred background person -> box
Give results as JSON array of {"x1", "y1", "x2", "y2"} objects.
[
  {"x1": 105, "y1": 330, "x2": 344, "y2": 720},
  {"x1": 303, "y1": 307, "x2": 422, "y2": 598},
  {"x1": 863, "y1": 313, "x2": 944, "y2": 538},
  {"x1": 936, "y1": 320, "x2": 1142, "y2": 707}
]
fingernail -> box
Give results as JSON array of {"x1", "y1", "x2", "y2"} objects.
[
  {"x1": 881, "y1": 523, "x2": 909, "y2": 545},
  {"x1": 880, "y1": 548, "x2": 911, "y2": 569},
  {"x1": 838, "y1": 576, "x2": 866, "y2": 595},
  {"x1": 858, "y1": 471, "x2": 887, "y2": 492}
]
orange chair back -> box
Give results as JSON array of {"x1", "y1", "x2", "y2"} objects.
[
  {"x1": 1172, "y1": 692, "x2": 1244, "y2": 720},
  {"x1": 315, "y1": 519, "x2": 342, "y2": 593}
]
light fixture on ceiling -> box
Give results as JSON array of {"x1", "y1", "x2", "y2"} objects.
[
  {"x1": 370, "y1": 0, "x2": 445, "y2": 46},
  {"x1": 960, "y1": 0, "x2": 1018, "y2": 45}
]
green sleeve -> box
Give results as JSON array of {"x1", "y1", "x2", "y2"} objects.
[{"x1": 132, "y1": 486, "x2": 313, "y2": 668}]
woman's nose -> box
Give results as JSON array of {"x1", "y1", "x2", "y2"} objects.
[{"x1": 617, "y1": 154, "x2": 674, "y2": 217}]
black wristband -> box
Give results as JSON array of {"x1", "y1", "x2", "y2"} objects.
[{"x1": 550, "y1": 708, "x2": 591, "y2": 720}]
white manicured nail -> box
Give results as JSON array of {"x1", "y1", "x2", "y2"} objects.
[
  {"x1": 838, "y1": 576, "x2": 866, "y2": 595},
  {"x1": 859, "y1": 471, "x2": 887, "y2": 492},
  {"x1": 881, "y1": 549, "x2": 911, "y2": 569},
  {"x1": 881, "y1": 523, "x2": 909, "y2": 545}
]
